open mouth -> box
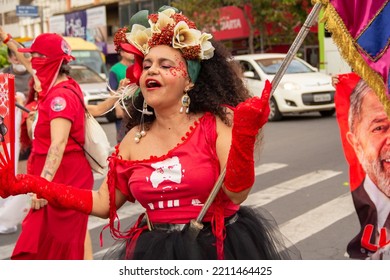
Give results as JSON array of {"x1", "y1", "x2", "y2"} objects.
[
  {"x1": 146, "y1": 79, "x2": 161, "y2": 88},
  {"x1": 382, "y1": 158, "x2": 390, "y2": 169}
]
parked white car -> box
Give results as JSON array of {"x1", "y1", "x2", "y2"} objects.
[{"x1": 233, "y1": 53, "x2": 335, "y2": 121}]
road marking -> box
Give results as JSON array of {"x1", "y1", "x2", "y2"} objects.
[
  {"x1": 244, "y1": 170, "x2": 342, "y2": 207},
  {"x1": 255, "y1": 163, "x2": 288, "y2": 176},
  {"x1": 279, "y1": 193, "x2": 355, "y2": 244}
]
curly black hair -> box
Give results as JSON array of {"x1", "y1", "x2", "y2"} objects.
[{"x1": 123, "y1": 40, "x2": 251, "y2": 133}]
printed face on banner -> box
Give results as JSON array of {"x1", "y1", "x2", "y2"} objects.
[
  {"x1": 347, "y1": 90, "x2": 390, "y2": 197},
  {"x1": 335, "y1": 74, "x2": 390, "y2": 259}
]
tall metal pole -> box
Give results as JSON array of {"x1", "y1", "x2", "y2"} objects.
[
  {"x1": 270, "y1": 2, "x2": 323, "y2": 94},
  {"x1": 189, "y1": 3, "x2": 324, "y2": 234}
]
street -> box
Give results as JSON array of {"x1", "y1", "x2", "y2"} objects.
[{"x1": 0, "y1": 112, "x2": 358, "y2": 260}]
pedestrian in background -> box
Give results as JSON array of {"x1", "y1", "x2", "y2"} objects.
[
  {"x1": 106, "y1": 27, "x2": 135, "y2": 143},
  {"x1": 7, "y1": 33, "x2": 94, "y2": 260}
]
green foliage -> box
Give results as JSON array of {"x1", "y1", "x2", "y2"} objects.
[
  {"x1": 0, "y1": 44, "x2": 9, "y2": 69},
  {"x1": 171, "y1": 0, "x2": 221, "y2": 29}
]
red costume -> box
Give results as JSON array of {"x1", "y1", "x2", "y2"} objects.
[{"x1": 12, "y1": 79, "x2": 93, "y2": 260}]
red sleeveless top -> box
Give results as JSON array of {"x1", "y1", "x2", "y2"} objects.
[{"x1": 108, "y1": 112, "x2": 239, "y2": 224}]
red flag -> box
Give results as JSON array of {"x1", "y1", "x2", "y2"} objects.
[
  {"x1": 315, "y1": 0, "x2": 390, "y2": 114},
  {"x1": 0, "y1": 73, "x2": 15, "y2": 173}
]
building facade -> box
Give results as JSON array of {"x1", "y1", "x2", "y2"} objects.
[{"x1": 1, "y1": 0, "x2": 172, "y2": 54}]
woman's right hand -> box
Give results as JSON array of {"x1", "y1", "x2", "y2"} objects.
[{"x1": 118, "y1": 78, "x2": 129, "y2": 88}]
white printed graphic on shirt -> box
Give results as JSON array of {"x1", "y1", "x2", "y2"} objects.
[
  {"x1": 150, "y1": 156, "x2": 182, "y2": 188},
  {"x1": 148, "y1": 156, "x2": 202, "y2": 210}
]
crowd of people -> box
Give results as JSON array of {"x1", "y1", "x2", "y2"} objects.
[{"x1": 0, "y1": 4, "x2": 388, "y2": 261}]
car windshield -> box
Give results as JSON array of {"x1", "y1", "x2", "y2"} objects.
[
  {"x1": 70, "y1": 50, "x2": 106, "y2": 75},
  {"x1": 69, "y1": 66, "x2": 106, "y2": 84},
  {"x1": 256, "y1": 58, "x2": 315, "y2": 75}
]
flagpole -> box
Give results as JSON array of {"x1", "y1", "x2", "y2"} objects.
[
  {"x1": 187, "y1": 2, "x2": 324, "y2": 237},
  {"x1": 270, "y1": 2, "x2": 323, "y2": 93}
]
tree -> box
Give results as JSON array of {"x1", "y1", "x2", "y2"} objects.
[
  {"x1": 0, "y1": 45, "x2": 9, "y2": 69},
  {"x1": 171, "y1": 0, "x2": 314, "y2": 53}
]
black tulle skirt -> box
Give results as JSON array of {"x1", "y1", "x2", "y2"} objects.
[{"x1": 103, "y1": 206, "x2": 301, "y2": 260}]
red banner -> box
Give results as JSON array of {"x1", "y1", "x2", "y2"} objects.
[{"x1": 0, "y1": 73, "x2": 15, "y2": 173}]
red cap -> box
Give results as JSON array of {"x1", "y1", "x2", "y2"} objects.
[{"x1": 18, "y1": 33, "x2": 74, "y2": 61}]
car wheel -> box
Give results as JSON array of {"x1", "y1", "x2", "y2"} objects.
[
  {"x1": 269, "y1": 97, "x2": 283, "y2": 121},
  {"x1": 319, "y1": 109, "x2": 335, "y2": 117}
]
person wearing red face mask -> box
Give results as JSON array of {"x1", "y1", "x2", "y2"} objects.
[{"x1": 9, "y1": 33, "x2": 94, "y2": 260}]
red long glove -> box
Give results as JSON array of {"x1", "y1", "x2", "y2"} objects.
[
  {"x1": 0, "y1": 163, "x2": 16, "y2": 198},
  {"x1": 224, "y1": 80, "x2": 271, "y2": 193},
  {"x1": 0, "y1": 170, "x2": 92, "y2": 214}
]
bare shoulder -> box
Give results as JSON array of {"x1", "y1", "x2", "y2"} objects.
[
  {"x1": 215, "y1": 109, "x2": 233, "y2": 131},
  {"x1": 215, "y1": 114, "x2": 232, "y2": 143},
  {"x1": 117, "y1": 126, "x2": 139, "y2": 160}
]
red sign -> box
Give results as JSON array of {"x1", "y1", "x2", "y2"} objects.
[
  {"x1": 211, "y1": 5, "x2": 317, "y2": 41},
  {"x1": 211, "y1": 6, "x2": 250, "y2": 41}
]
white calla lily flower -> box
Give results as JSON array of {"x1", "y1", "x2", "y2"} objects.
[
  {"x1": 150, "y1": 10, "x2": 175, "y2": 33},
  {"x1": 173, "y1": 21, "x2": 200, "y2": 49},
  {"x1": 127, "y1": 24, "x2": 151, "y2": 54},
  {"x1": 126, "y1": 9, "x2": 214, "y2": 60},
  {"x1": 199, "y1": 33, "x2": 215, "y2": 60}
]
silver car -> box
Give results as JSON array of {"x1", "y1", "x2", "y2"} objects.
[{"x1": 233, "y1": 53, "x2": 336, "y2": 121}]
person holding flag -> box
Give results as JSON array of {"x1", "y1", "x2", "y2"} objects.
[{"x1": 0, "y1": 6, "x2": 300, "y2": 260}]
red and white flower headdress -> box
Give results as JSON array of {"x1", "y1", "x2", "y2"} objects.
[{"x1": 126, "y1": 8, "x2": 214, "y2": 61}]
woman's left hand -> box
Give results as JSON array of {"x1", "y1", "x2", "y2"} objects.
[
  {"x1": 233, "y1": 80, "x2": 271, "y2": 136},
  {"x1": 30, "y1": 193, "x2": 48, "y2": 210}
]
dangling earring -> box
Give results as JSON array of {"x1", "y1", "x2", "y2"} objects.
[
  {"x1": 134, "y1": 100, "x2": 153, "y2": 143},
  {"x1": 180, "y1": 89, "x2": 191, "y2": 114}
]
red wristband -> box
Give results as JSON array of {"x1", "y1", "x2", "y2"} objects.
[{"x1": 2, "y1": 33, "x2": 11, "y2": 44}]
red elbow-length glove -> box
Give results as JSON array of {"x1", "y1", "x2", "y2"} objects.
[
  {"x1": 224, "y1": 80, "x2": 271, "y2": 193},
  {"x1": 0, "y1": 167, "x2": 92, "y2": 214}
]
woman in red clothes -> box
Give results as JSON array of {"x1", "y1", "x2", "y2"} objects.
[
  {"x1": 0, "y1": 8, "x2": 299, "y2": 260},
  {"x1": 10, "y1": 33, "x2": 94, "y2": 260}
]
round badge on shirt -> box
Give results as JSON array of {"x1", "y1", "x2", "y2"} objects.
[{"x1": 50, "y1": 97, "x2": 67, "y2": 112}]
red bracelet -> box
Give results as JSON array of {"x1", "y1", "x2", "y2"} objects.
[{"x1": 2, "y1": 33, "x2": 11, "y2": 44}]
